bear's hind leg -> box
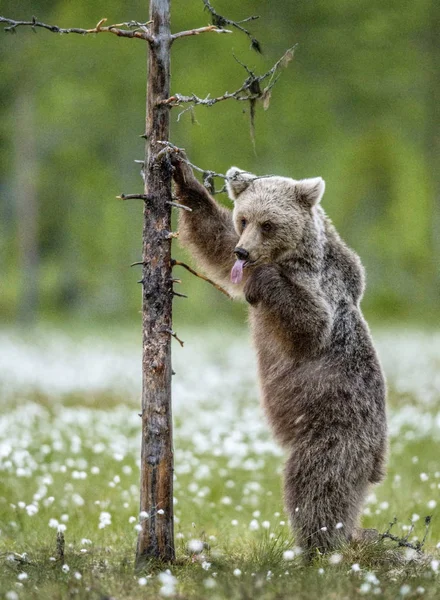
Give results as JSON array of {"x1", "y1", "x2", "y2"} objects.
[{"x1": 284, "y1": 445, "x2": 369, "y2": 560}]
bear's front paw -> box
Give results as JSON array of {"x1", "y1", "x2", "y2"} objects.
[{"x1": 244, "y1": 264, "x2": 280, "y2": 305}]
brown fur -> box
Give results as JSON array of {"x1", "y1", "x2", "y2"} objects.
[{"x1": 172, "y1": 154, "x2": 387, "y2": 559}]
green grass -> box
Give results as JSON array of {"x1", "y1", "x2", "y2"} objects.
[{"x1": 0, "y1": 327, "x2": 439, "y2": 599}]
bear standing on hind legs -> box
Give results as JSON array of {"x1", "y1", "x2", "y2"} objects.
[{"x1": 171, "y1": 150, "x2": 387, "y2": 559}]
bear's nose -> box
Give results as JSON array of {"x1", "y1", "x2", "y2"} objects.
[{"x1": 234, "y1": 247, "x2": 249, "y2": 261}]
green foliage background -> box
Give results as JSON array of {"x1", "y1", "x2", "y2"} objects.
[{"x1": 1, "y1": 0, "x2": 439, "y2": 326}]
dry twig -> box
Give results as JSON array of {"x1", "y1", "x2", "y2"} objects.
[
  {"x1": 172, "y1": 24, "x2": 232, "y2": 41},
  {"x1": 0, "y1": 16, "x2": 154, "y2": 42},
  {"x1": 172, "y1": 259, "x2": 231, "y2": 298},
  {"x1": 380, "y1": 516, "x2": 432, "y2": 553},
  {"x1": 160, "y1": 45, "x2": 296, "y2": 110},
  {"x1": 202, "y1": 0, "x2": 261, "y2": 52}
]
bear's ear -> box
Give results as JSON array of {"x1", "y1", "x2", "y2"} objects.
[
  {"x1": 226, "y1": 167, "x2": 256, "y2": 201},
  {"x1": 296, "y1": 177, "x2": 325, "y2": 207}
]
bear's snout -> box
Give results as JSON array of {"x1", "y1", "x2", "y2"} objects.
[{"x1": 234, "y1": 247, "x2": 249, "y2": 261}]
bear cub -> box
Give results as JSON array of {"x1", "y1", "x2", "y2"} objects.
[{"x1": 171, "y1": 151, "x2": 387, "y2": 558}]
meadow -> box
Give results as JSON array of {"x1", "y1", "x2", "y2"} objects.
[{"x1": 0, "y1": 325, "x2": 439, "y2": 599}]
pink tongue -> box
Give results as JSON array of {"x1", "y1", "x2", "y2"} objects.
[{"x1": 231, "y1": 259, "x2": 245, "y2": 284}]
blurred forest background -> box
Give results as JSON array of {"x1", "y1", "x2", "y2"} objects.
[{"x1": 0, "y1": 0, "x2": 438, "y2": 328}]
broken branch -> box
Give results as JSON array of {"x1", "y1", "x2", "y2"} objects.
[
  {"x1": 172, "y1": 24, "x2": 231, "y2": 41},
  {"x1": 164, "y1": 328, "x2": 184, "y2": 347},
  {"x1": 202, "y1": 0, "x2": 261, "y2": 52},
  {"x1": 158, "y1": 141, "x2": 277, "y2": 194},
  {"x1": 117, "y1": 193, "x2": 150, "y2": 200},
  {"x1": 159, "y1": 45, "x2": 296, "y2": 110},
  {"x1": 0, "y1": 16, "x2": 154, "y2": 43},
  {"x1": 172, "y1": 259, "x2": 231, "y2": 298},
  {"x1": 166, "y1": 200, "x2": 192, "y2": 212}
]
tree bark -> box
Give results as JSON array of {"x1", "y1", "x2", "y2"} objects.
[{"x1": 136, "y1": 0, "x2": 175, "y2": 566}]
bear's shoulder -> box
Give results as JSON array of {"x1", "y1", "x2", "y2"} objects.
[{"x1": 320, "y1": 215, "x2": 365, "y2": 304}]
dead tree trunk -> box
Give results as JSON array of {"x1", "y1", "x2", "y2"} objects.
[{"x1": 136, "y1": 0, "x2": 175, "y2": 566}]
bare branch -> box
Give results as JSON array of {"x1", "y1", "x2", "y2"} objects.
[
  {"x1": 158, "y1": 141, "x2": 277, "y2": 194},
  {"x1": 380, "y1": 516, "x2": 433, "y2": 553},
  {"x1": 202, "y1": 0, "x2": 261, "y2": 53},
  {"x1": 116, "y1": 193, "x2": 150, "y2": 200},
  {"x1": 172, "y1": 259, "x2": 231, "y2": 298},
  {"x1": 159, "y1": 45, "x2": 297, "y2": 110},
  {"x1": 164, "y1": 328, "x2": 184, "y2": 347},
  {"x1": 166, "y1": 200, "x2": 192, "y2": 212},
  {"x1": 172, "y1": 24, "x2": 231, "y2": 41},
  {"x1": 0, "y1": 16, "x2": 154, "y2": 43}
]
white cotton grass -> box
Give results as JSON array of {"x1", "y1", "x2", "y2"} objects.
[
  {"x1": 283, "y1": 547, "x2": 302, "y2": 561},
  {"x1": 2, "y1": 327, "x2": 440, "y2": 596},
  {"x1": 328, "y1": 553, "x2": 343, "y2": 565},
  {"x1": 158, "y1": 570, "x2": 177, "y2": 597},
  {"x1": 187, "y1": 539, "x2": 204, "y2": 553},
  {"x1": 98, "y1": 511, "x2": 111, "y2": 529}
]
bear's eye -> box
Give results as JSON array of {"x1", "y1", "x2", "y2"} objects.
[
  {"x1": 261, "y1": 221, "x2": 273, "y2": 233},
  {"x1": 241, "y1": 218, "x2": 247, "y2": 230}
]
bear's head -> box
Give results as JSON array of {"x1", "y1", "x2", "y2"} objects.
[{"x1": 226, "y1": 167, "x2": 325, "y2": 270}]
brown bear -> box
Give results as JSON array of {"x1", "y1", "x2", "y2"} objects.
[{"x1": 171, "y1": 151, "x2": 387, "y2": 559}]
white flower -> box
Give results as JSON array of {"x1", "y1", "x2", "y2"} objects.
[
  {"x1": 231, "y1": 519, "x2": 238, "y2": 526},
  {"x1": 62, "y1": 564, "x2": 70, "y2": 573},
  {"x1": 411, "y1": 513, "x2": 420, "y2": 522},
  {"x1": 98, "y1": 511, "x2": 111, "y2": 529},
  {"x1": 320, "y1": 526, "x2": 328, "y2": 532},
  {"x1": 17, "y1": 572, "x2": 28, "y2": 581},
  {"x1": 204, "y1": 577, "x2": 216, "y2": 589},
  {"x1": 221, "y1": 496, "x2": 232, "y2": 505},
  {"x1": 400, "y1": 584, "x2": 411, "y2": 596},
  {"x1": 233, "y1": 568, "x2": 242, "y2": 577},
  {"x1": 158, "y1": 571, "x2": 177, "y2": 597},
  {"x1": 249, "y1": 519, "x2": 259, "y2": 531},
  {"x1": 74, "y1": 572, "x2": 82, "y2": 580},
  {"x1": 329, "y1": 553, "x2": 342, "y2": 565},
  {"x1": 335, "y1": 522, "x2": 343, "y2": 529},
  {"x1": 157, "y1": 509, "x2": 165, "y2": 515},
  {"x1": 129, "y1": 516, "x2": 136, "y2": 524},
  {"x1": 138, "y1": 577, "x2": 148, "y2": 586},
  {"x1": 81, "y1": 538, "x2": 92, "y2": 545},
  {"x1": 318, "y1": 568, "x2": 325, "y2": 574},
  {"x1": 187, "y1": 539, "x2": 204, "y2": 553},
  {"x1": 262, "y1": 521, "x2": 270, "y2": 529},
  {"x1": 427, "y1": 500, "x2": 437, "y2": 509},
  {"x1": 26, "y1": 504, "x2": 38, "y2": 516},
  {"x1": 6, "y1": 592, "x2": 19, "y2": 600},
  {"x1": 201, "y1": 561, "x2": 211, "y2": 571},
  {"x1": 351, "y1": 563, "x2": 361, "y2": 572},
  {"x1": 431, "y1": 559, "x2": 439, "y2": 573},
  {"x1": 365, "y1": 572, "x2": 379, "y2": 585},
  {"x1": 48, "y1": 518, "x2": 59, "y2": 529},
  {"x1": 72, "y1": 494, "x2": 84, "y2": 506},
  {"x1": 360, "y1": 583, "x2": 371, "y2": 594},
  {"x1": 139, "y1": 511, "x2": 149, "y2": 520},
  {"x1": 57, "y1": 524, "x2": 67, "y2": 533},
  {"x1": 420, "y1": 473, "x2": 429, "y2": 482}
]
